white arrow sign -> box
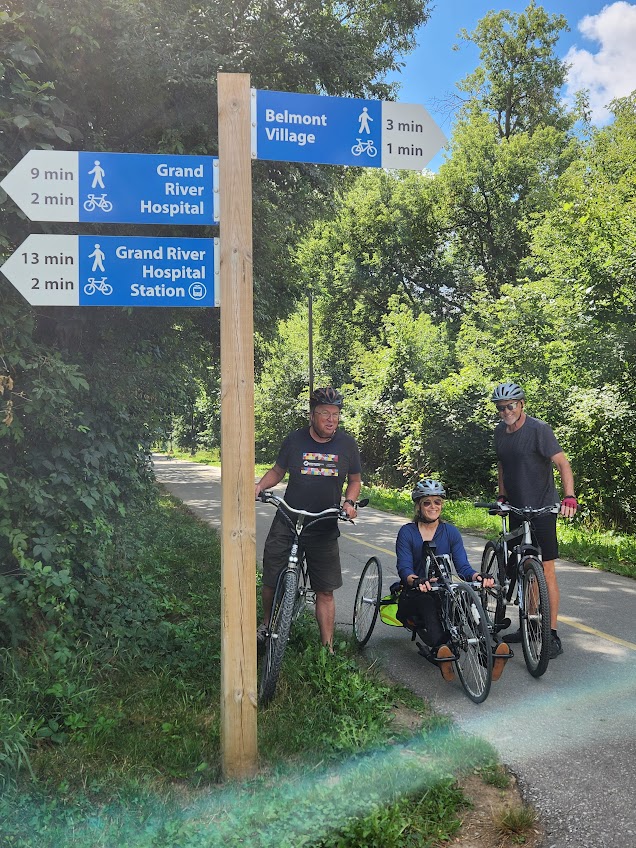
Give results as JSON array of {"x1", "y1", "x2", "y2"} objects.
[
  {"x1": 1, "y1": 234, "x2": 220, "y2": 307},
  {"x1": 253, "y1": 90, "x2": 447, "y2": 170},
  {"x1": 0, "y1": 150, "x2": 219, "y2": 224}
]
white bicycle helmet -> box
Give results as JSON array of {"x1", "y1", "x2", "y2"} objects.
[
  {"x1": 411, "y1": 479, "x2": 446, "y2": 502},
  {"x1": 491, "y1": 382, "x2": 525, "y2": 403}
]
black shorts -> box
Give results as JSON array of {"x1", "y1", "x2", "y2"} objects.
[
  {"x1": 261, "y1": 517, "x2": 342, "y2": 593},
  {"x1": 510, "y1": 511, "x2": 558, "y2": 562}
]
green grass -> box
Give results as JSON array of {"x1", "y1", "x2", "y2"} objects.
[
  {"x1": 495, "y1": 803, "x2": 538, "y2": 842},
  {"x1": 0, "y1": 491, "x2": 489, "y2": 848}
]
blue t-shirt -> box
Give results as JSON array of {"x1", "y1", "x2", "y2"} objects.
[{"x1": 395, "y1": 521, "x2": 476, "y2": 583}]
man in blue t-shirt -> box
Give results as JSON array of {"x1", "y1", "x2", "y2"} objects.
[
  {"x1": 491, "y1": 382, "x2": 578, "y2": 658},
  {"x1": 255, "y1": 387, "x2": 361, "y2": 650}
]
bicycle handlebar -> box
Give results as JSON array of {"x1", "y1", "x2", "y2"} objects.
[
  {"x1": 258, "y1": 491, "x2": 369, "y2": 521},
  {"x1": 474, "y1": 501, "x2": 560, "y2": 517}
]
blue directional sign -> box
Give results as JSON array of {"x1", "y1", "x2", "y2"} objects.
[
  {"x1": 1, "y1": 234, "x2": 219, "y2": 307},
  {"x1": 0, "y1": 151, "x2": 219, "y2": 225},
  {"x1": 252, "y1": 89, "x2": 446, "y2": 171}
]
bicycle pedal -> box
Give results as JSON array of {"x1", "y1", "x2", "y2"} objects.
[{"x1": 415, "y1": 641, "x2": 430, "y2": 658}]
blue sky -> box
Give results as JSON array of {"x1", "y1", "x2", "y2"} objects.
[{"x1": 387, "y1": 1, "x2": 636, "y2": 169}]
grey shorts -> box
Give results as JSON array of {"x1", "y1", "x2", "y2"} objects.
[{"x1": 261, "y1": 517, "x2": 342, "y2": 593}]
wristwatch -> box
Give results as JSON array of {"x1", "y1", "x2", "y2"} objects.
[{"x1": 343, "y1": 499, "x2": 355, "y2": 507}]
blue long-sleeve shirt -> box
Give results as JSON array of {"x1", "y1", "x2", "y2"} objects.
[{"x1": 395, "y1": 521, "x2": 476, "y2": 583}]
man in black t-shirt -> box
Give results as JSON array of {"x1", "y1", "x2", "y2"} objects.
[
  {"x1": 491, "y1": 382, "x2": 578, "y2": 658},
  {"x1": 255, "y1": 387, "x2": 362, "y2": 650}
]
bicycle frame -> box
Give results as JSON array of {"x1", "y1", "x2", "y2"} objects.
[
  {"x1": 475, "y1": 501, "x2": 559, "y2": 677},
  {"x1": 494, "y1": 504, "x2": 558, "y2": 604},
  {"x1": 257, "y1": 491, "x2": 367, "y2": 705}
]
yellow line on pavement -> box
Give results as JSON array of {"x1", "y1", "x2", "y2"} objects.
[
  {"x1": 340, "y1": 531, "x2": 394, "y2": 557},
  {"x1": 558, "y1": 615, "x2": 636, "y2": 651}
]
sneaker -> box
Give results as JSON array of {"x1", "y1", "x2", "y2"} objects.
[
  {"x1": 436, "y1": 644, "x2": 456, "y2": 682},
  {"x1": 505, "y1": 627, "x2": 523, "y2": 643},
  {"x1": 492, "y1": 642, "x2": 512, "y2": 681},
  {"x1": 256, "y1": 623, "x2": 268, "y2": 646},
  {"x1": 549, "y1": 634, "x2": 563, "y2": 658}
]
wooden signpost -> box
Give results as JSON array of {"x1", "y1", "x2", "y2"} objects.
[{"x1": 217, "y1": 73, "x2": 258, "y2": 779}]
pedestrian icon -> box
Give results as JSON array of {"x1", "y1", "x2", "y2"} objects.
[
  {"x1": 89, "y1": 243, "x2": 106, "y2": 273},
  {"x1": 357, "y1": 107, "x2": 373, "y2": 134},
  {"x1": 88, "y1": 160, "x2": 106, "y2": 189}
]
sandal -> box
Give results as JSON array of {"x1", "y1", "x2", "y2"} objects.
[{"x1": 492, "y1": 642, "x2": 512, "y2": 682}]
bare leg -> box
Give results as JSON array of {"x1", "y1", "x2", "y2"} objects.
[
  {"x1": 542, "y1": 559, "x2": 560, "y2": 629},
  {"x1": 315, "y1": 590, "x2": 335, "y2": 649}
]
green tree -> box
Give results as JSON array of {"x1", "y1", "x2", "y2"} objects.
[
  {"x1": 456, "y1": 0, "x2": 570, "y2": 138},
  {"x1": 344, "y1": 297, "x2": 453, "y2": 485},
  {"x1": 437, "y1": 112, "x2": 575, "y2": 297},
  {"x1": 297, "y1": 169, "x2": 451, "y2": 382}
]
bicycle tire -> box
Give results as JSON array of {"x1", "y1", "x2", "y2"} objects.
[
  {"x1": 480, "y1": 541, "x2": 507, "y2": 634},
  {"x1": 520, "y1": 556, "x2": 551, "y2": 677},
  {"x1": 353, "y1": 557, "x2": 382, "y2": 646},
  {"x1": 449, "y1": 583, "x2": 492, "y2": 703},
  {"x1": 259, "y1": 568, "x2": 297, "y2": 705}
]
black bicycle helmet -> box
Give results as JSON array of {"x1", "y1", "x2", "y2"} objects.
[
  {"x1": 309, "y1": 387, "x2": 343, "y2": 409},
  {"x1": 411, "y1": 479, "x2": 446, "y2": 502},
  {"x1": 491, "y1": 382, "x2": 525, "y2": 403}
]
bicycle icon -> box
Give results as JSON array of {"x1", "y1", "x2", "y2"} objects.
[
  {"x1": 351, "y1": 139, "x2": 378, "y2": 158},
  {"x1": 84, "y1": 277, "x2": 113, "y2": 296},
  {"x1": 83, "y1": 194, "x2": 113, "y2": 212}
]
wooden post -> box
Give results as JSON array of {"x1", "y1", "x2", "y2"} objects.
[{"x1": 218, "y1": 72, "x2": 258, "y2": 779}]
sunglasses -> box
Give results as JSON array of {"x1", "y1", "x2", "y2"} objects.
[
  {"x1": 496, "y1": 402, "x2": 520, "y2": 412},
  {"x1": 420, "y1": 498, "x2": 444, "y2": 507}
]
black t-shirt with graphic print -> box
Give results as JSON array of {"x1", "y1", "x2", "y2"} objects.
[{"x1": 275, "y1": 427, "x2": 362, "y2": 536}]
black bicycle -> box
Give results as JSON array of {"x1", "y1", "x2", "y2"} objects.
[
  {"x1": 475, "y1": 502, "x2": 558, "y2": 678},
  {"x1": 353, "y1": 544, "x2": 494, "y2": 703},
  {"x1": 257, "y1": 491, "x2": 368, "y2": 705}
]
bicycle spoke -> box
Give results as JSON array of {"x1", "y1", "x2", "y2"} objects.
[
  {"x1": 353, "y1": 557, "x2": 382, "y2": 646},
  {"x1": 450, "y1": 584, "x2": 492, "y2": 703}
]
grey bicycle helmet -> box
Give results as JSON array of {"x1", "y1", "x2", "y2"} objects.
[
  {"x1": 411, "y1": 479, "x2": 446, "y2": 502},
  {"x1": 310, "y1": 386, "x2": 343, "y2": 409},
  {"x1": 491, "y1": 382, "x2": 525, "y2": 403}
]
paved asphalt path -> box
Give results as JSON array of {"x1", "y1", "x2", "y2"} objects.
[{"x1": 153, "y1": 456, "x2": 636, "y2": 848}]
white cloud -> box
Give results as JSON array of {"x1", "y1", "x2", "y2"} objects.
[{"x1": 564, "y1": 1, "x2": 636, "y2": 123}]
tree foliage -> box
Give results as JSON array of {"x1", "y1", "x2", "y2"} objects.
[{"x1": 456, "y1": 0, "x2": 569, "y2": 138}]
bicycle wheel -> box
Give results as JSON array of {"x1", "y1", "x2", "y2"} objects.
[
  {"x1": 520, "y1": 556, "x2": 551, "y2": 677},
  {"x1": 353, "y1": 557, "x2": 382, "y2": 646},
  {"x1": 480, "y1": 541, "x2": 506, "y2": 633},
  {"x1": 448, "y1": 583, "x2": 492, "y2": 703},
  {"x1": 259, "y1": 568, "x2": 297, "y2": 705}
]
